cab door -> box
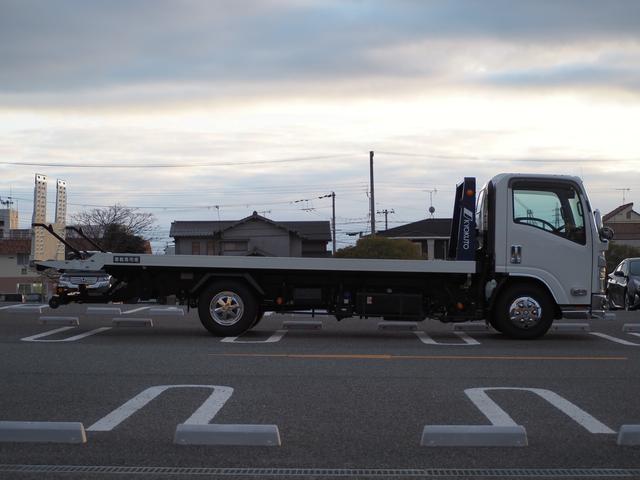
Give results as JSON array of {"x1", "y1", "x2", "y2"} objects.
[{"x1": 506, "y1": 179, "x2": 592, "y2": 306}]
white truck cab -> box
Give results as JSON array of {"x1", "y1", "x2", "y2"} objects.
[{"x1": 480, "y1": 174, "x2": 610, "y2": 323}]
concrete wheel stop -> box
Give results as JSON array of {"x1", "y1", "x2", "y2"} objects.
[{"x1": 174, "y1": 424, "x2": 281, "y2": 446}]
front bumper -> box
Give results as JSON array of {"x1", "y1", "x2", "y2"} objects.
[
  {"x1": 561, "y1": 294, "x2": 616, "y2": 320},
  {"x1": 591, "y1": 293, "x2": 616, "y2": 320}
]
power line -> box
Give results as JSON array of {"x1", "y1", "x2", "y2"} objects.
[
  {"x1": 378, "y1": 150, "x2": 638, "y2": 165},
  {"x1": 0, "y1": 153, "x2": 358, "y2": 169},
  {"x1": 3, "y1": 194, "x2": 338, "y2": 211}
]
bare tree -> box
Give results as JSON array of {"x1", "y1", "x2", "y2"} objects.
[{"x1": 71, "y1": 204, "x2": 156, "y2": 239}]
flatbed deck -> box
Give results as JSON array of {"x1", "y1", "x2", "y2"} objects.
[{"x1": 38, "y1": 253, "x2": 477, "y2": 275}]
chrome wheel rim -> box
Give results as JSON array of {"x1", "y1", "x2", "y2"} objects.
[
  {"x1": 508, "y1": 296, "x2": 542, "y2": 329},
  {"x1": 210, "y1": 291, "x2": 244, "y2": 326}
]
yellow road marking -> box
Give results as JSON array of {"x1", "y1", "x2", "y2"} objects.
[{"x1": 208, "y1": 353, "x2": 627, "y2": 361}]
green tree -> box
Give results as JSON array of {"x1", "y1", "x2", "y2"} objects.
[
  {"x1": 101, "y1": 224, "x2": 148, "y2": 253},
  {"x1": 335, "y1": 236, "x2": 423, "y2": 259}
]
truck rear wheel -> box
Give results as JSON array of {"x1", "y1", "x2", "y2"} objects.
[
  {"x1": 491, "y1": 284, "x2": 554, "y2": 339},
  {"x1": 198, "y1": 281, "x2": 258, "y2": 336},
  {"x1": 252, "y1": 310, "x2": 265, "y2": 327}
]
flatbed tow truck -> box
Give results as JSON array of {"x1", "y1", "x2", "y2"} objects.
[{"x1": 35, "y1": 173, "x2": 614, "y2": 339}]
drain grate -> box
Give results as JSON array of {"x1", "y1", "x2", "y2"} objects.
[{"x1": 0, "y1": 465, "x2": 639, "y2": 477}]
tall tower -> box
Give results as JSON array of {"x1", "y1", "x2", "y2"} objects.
[
  {"x1": 30, "y1": 173, "x2": 48, "y2": 261},
  {"x1": 30, "y1": 174, "x2": 68, "y2": 261},
  {"x1": 54, "y1": 180, "x2": 67, "y2": 260}
]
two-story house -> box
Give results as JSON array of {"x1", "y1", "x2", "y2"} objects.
[
  {"x1": 603, "y1": 203, "x2": 640, "y2": 248},
  {"x1": 170, "y1": 212, "x2": 331, "y2": 257}
]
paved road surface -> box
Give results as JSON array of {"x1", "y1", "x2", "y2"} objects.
[{"x1": 0, "y1": 303, "x2": 639, "y2": 479}]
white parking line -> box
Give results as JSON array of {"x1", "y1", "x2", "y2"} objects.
[
  {"x1": 87, "y1": 385, "x2": 234, "y2": 431},
  {"x1": 220, "y1": 330, "x2": 287, "y2": 343},
  {"x1": 20, "y1": 327, "x2": 112, "y2": 343},
  {"x1": 464, "y1": 387, "x2": 615, "y2": 434},
  {"x1": 1, "y1": 304, "x2": 48, "y2": 313},
  {"x1": 415, "y1": 331, "x2": 480, "y2": 346},
  {"x1": 590, "y1": 332, "x2": 640, "y2": 346},
  {"x1": 121, "y1": 306, "x2": 151, "y2": 315},
  {"x1": 0, "y1": 304, "x2": 22, "y2": 310}
]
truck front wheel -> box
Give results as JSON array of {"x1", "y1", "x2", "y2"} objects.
[
  {"x1": 198, "y1": 281, "x2": 258, "y2": 336},
  {"x1": 491, "y1": 284, "x2": 554, "y2": 339}
]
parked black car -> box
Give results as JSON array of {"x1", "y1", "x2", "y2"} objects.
[{"x1": 607, "y1": 257, "x2": 640, "y2": 310}]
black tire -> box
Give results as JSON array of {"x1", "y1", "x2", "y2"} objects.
[
  {"x1": 198, "y1": 281, "x2": 258, "y2": 336},
  {"x1": 491, "y1": 284, "x2": 554, "y2": 339},
  {"x1": 624, "y1": 289, "x2": 630, "y2": 311},
  {"x1": 48, "y1": 296, "x2": 60, "y2": 309},
  {"x1": 487, "y1": 316, "x2": 503, "y2": 332},
  {"x1": 251, "y1": 310, "x2": 265, "y2": 328}
]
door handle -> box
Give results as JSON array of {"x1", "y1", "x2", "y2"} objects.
[{"x1": 510, "y1": 245, "x2": 522, "y2": 264}]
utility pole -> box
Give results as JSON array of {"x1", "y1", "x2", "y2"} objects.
[
  {"x1": 369, "y1": 151, "x2": 375, "y2": 235},
  {"x1": 377, "y1": 208, "x2": 395, "y2": 230},
  {"x1": 315, "y1": 193, "x2": 337, "y2": 255},
  {"x1": 331, "y1": 192, "x2": 336, "y2": 255},
  {"x1": 554, "y1": 206, "x2": 561, "y2": 227},
  {"x1": 215, "y1": 205, "x2": 222, "y2": 255}
]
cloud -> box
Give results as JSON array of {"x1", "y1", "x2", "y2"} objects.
[
  {"x1": 1, "y1": 0, "x2": 640, "y2": 106},
  {"x1": 1, "y1": 1, "x2": 639, "y2": 250},
  {"x1": 477, "y1": 62, "x2": 640, "y2": 93}
]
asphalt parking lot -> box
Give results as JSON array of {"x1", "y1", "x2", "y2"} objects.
[{"x1": 0, "y1": 302, "x2": 639, "y2": 479}]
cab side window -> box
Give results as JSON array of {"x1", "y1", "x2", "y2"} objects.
[{"x1": 512, "y1": 182, "x2": 586, "y2": 245}]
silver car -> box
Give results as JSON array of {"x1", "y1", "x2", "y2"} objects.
[{"x1": 57, "y1": 272, "x2": 112, "y2": 295}]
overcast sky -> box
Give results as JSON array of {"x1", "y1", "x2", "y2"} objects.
[{"x1": 1, "y1": 0, "x2": 639, "y2": 251}]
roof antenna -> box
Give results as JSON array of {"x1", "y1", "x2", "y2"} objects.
[
  {"x1": 615, "y1": 188, "x2": 631, "y2": 204},
  {"x1": 425, "y1": 189, "x2": 437, "y2": 218}
]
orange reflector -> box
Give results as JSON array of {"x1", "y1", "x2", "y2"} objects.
[
  {"x1": 466, "y1": 189, "x2": 474, "y2": 197},
  {"x1": 456, "y1": 302, "x2": 465, "y2": 310},
  {"x1": 276, "y1": 297, "x2": 284, "y2": 305}
]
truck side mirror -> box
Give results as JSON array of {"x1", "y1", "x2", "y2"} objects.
[
  {"x1": 599, "y1": 226, "x2": 615, "y2": 241},
  {"x1": 594, "y1": 209, "x2": 614, "y2": 241}
]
